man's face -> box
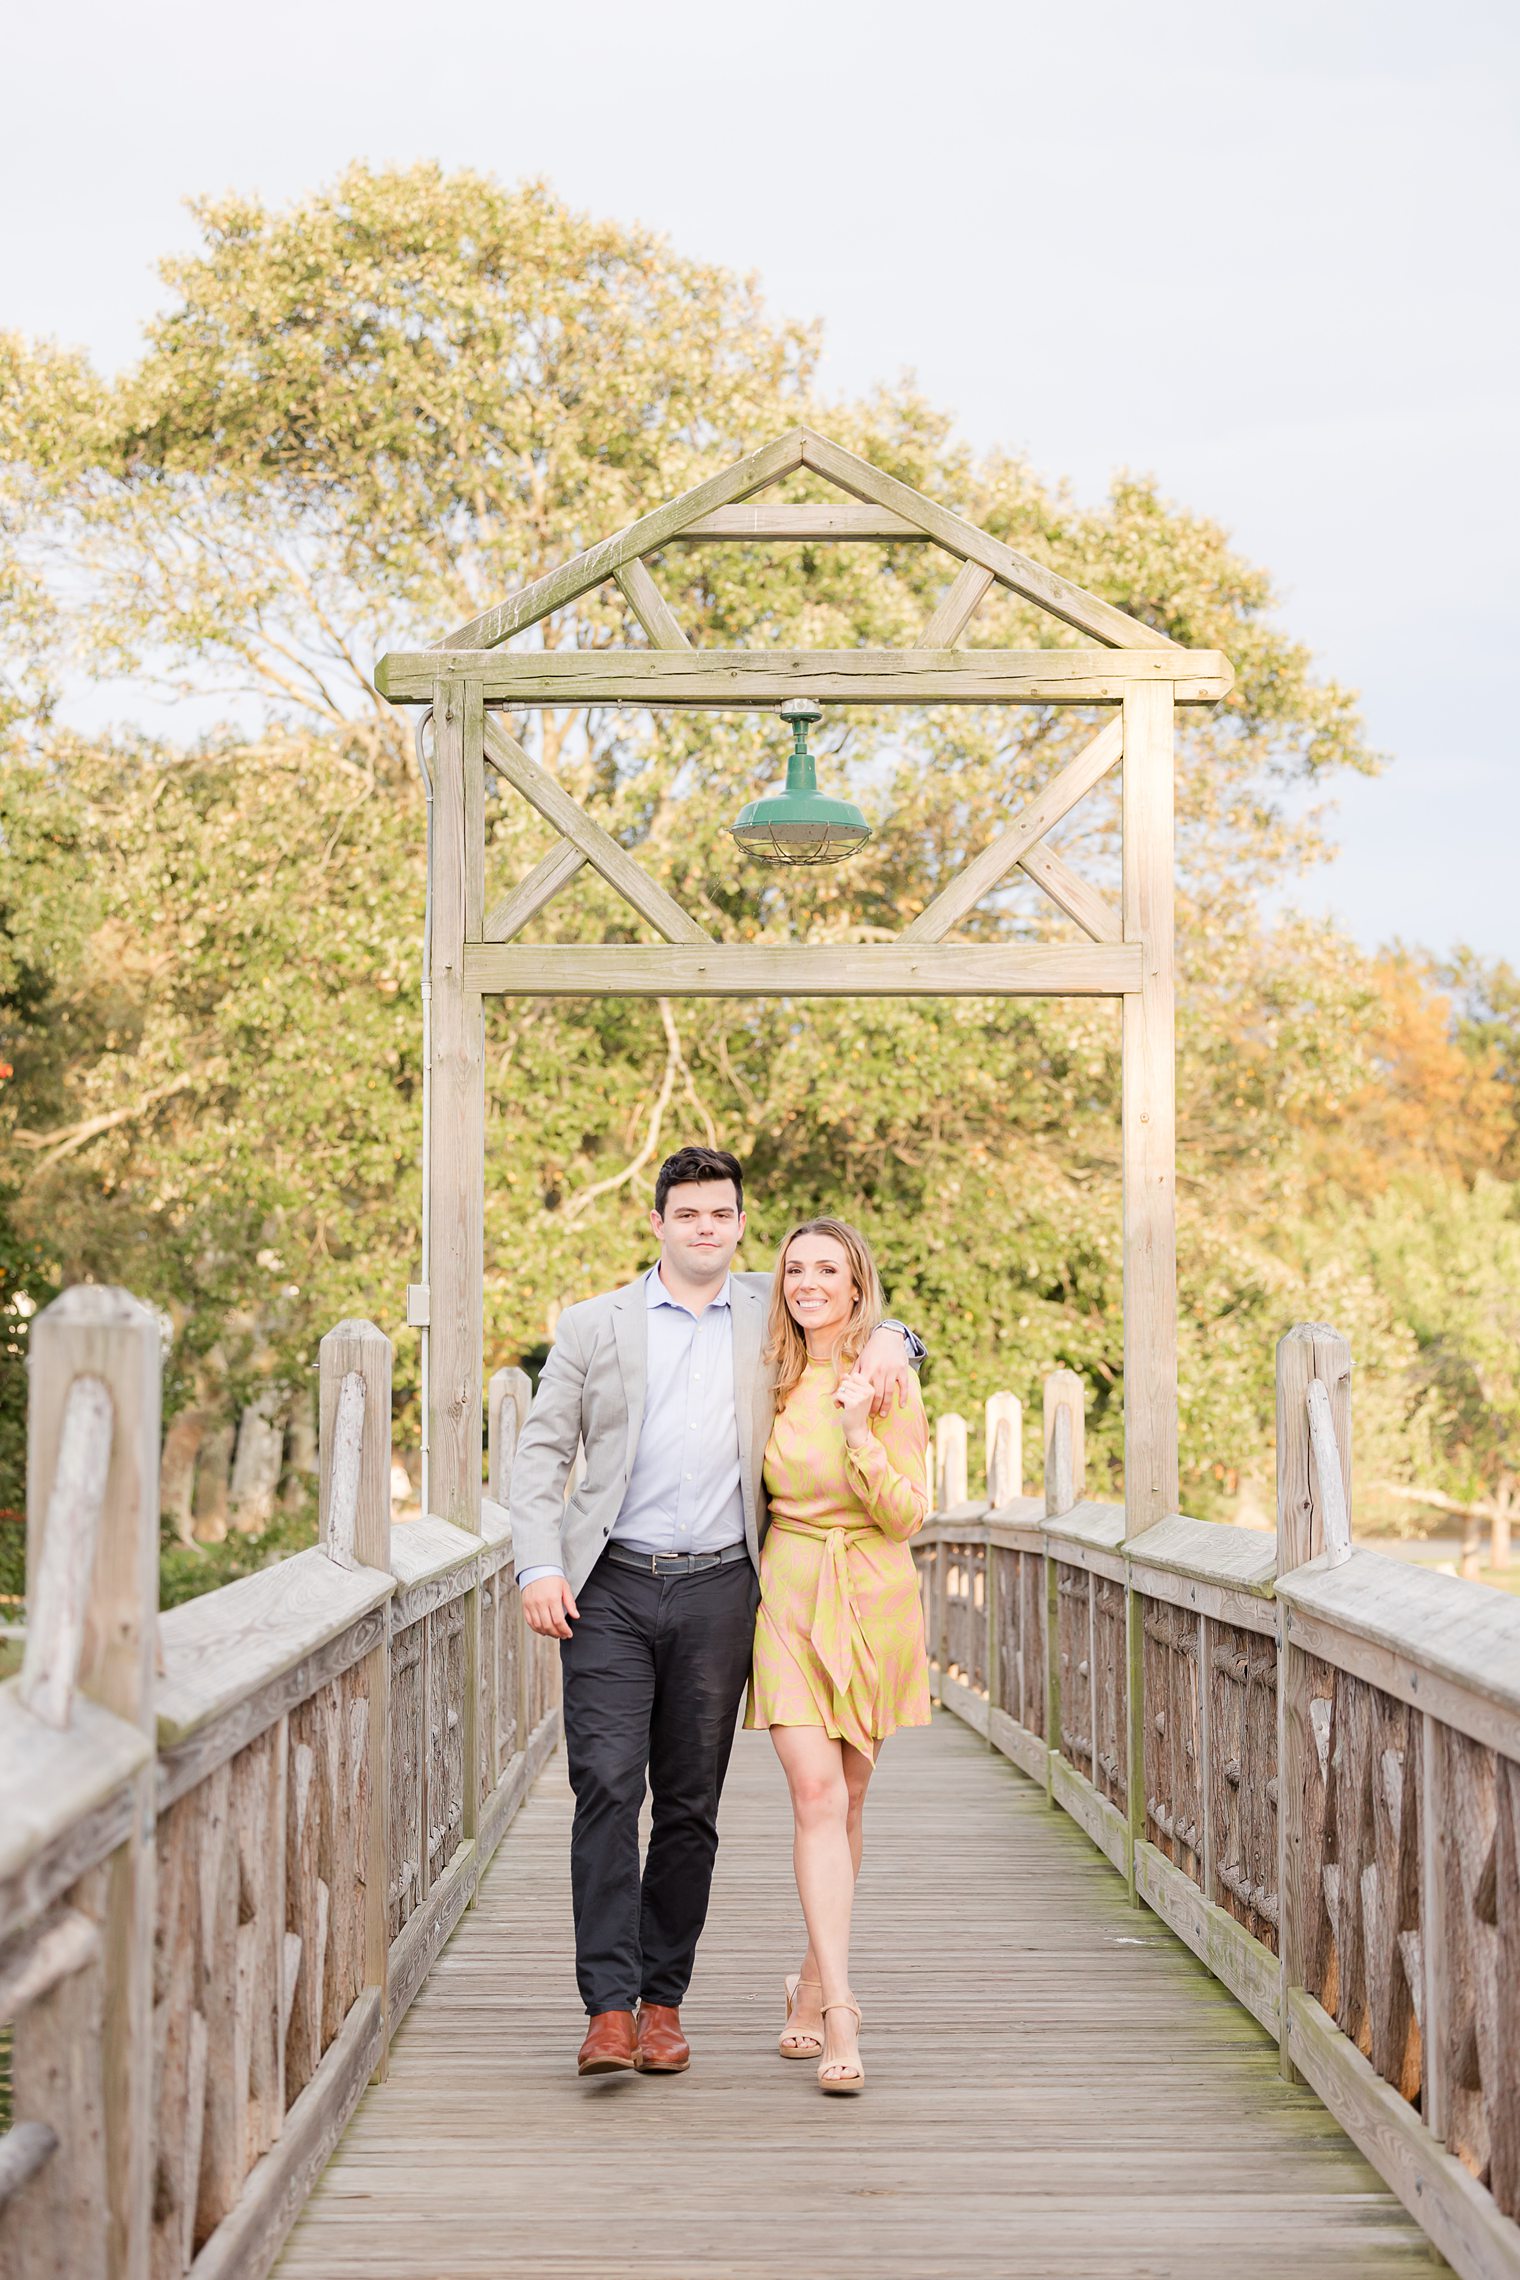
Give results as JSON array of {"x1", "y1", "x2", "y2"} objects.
[{"x1": 650, "y1": 1179, "x2": 745, "y2": 1283}]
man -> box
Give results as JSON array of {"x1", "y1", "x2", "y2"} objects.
[{"x1": 512, "y1": 1144, "x2": 923, "y2": 2078}]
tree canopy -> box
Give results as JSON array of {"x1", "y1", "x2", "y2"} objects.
[{"x1": 3, "y1": 163, "x2": 1516, "y2": 1586}]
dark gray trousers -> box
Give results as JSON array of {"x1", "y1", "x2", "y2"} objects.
[{"x1": 559, "y1": 1553, "x2": 758, "y2": 2015}]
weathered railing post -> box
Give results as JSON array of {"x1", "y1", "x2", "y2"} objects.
[
  {"x1": 934, "y1": 1413, "x2": 969, "y2": 1511},
  {"x1": 1275, "y1": 1322, "x2": 1351, "y2": 2082},
  {"x1": 1043, "y1": 1371, "x2": 1084, "y2": 1518},
  {"x1": 487, "y1": 1365, "x2": 533, "y2": 1775},
  {"x1": 487, "y1": 1366, "x2": 531, "y2": 1506},
  {"x1": 318, "y1": 1319, "x2": 393, "y2": 2070},
  {"x1": 1044, "y1": 1371, "x2": 1085, "y2": 1804},
  {"x1": 985, "y1": 1393, "x2": 1023, "y2": 1507},
  {"x1": 1275, "y1": 1323, "x2": 1351, "y2": 1573},
  {"x1": 23, "y1": 1286, "x2": 161, "y2": 2280}
]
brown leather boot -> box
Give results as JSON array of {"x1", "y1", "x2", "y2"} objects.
[
  {"x1": 635, "y1": 2002, "x2": 691, "y2": 2073},
  {"x1": 577, "y1": 2009, "x2": 638, "y2": 2075}
]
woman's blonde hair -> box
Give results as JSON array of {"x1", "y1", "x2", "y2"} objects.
[{"x1": 764, "y1": 1217, "x2": 886, "y2": 1407}]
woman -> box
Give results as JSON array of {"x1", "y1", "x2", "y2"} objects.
[{"x1": 745, "y1": 1217, "x2": 932, "y2": 2093}]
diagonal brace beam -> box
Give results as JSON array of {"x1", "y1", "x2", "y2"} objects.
[
  {"x1": 483, "y1": 840, "x2": 589, "y2": 944},
  {"x1": 800, "y1": 431, "x2": 1178, "y2": 653},
  {"x1": 920, "y1": 561, "x2": 996, "y2": 649},
  {"x1": 481, "y1": 720, "x2": 712, "y2": 946},
  {"x1": 901, "y1": 717, "x2": 1124, "y2": 943},
  {"x1": 1019, "y1": 842, "x2": 1122, "y2": 945},
  {"x1": 442, "y1": 430, "x2": 807, "y2": 650},
  {"x1": 613, "y1": 560, "x2": 692, "y2": 650}
]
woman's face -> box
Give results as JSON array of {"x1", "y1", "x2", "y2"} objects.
[{"x1": 783, "y1": 1233, "x2": 860, "y2": 1344}]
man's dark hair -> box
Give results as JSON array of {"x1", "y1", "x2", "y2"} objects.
[{"x1": 654, "y1": 1146, "x2": 744, "y2": 1219}]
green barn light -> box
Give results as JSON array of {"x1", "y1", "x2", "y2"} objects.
[{"x1": 731, "y1": 699, "x2": 871, "y2": 867}]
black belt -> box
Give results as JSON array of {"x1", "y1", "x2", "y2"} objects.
[{"x1": 604, "y1": 1540, "x2": 750, "y2": 1578}]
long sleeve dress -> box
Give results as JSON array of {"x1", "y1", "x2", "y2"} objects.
[{"x1": 745, "y1": 1358, "x2": 932, "y2": 1763}]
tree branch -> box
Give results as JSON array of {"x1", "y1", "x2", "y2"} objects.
[{"x1": 16, "y1": 1073, "x2": 194, "y2": 1175}]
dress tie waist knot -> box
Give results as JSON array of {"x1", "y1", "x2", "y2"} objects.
[{"x1": 773, "y1": 1522, "x2": 860, "y2": 1695}]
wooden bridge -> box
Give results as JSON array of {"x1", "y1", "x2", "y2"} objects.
[
  {"x1": 3, "y1": 1290, "x2": 1518, "y2": 2280},
  {"x1": 4, "y1": 440, "x2": 1519, "y2": 2278}
]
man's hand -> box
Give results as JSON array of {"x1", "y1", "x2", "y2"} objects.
[
  {"x1": 858, "y1": 1324, "x2": 915, "y2": 1417},
  {"x1": 522, "y1": 1575, "x2": 580, "y2": 1639},
  {"x1": 834, "y1": 1368, "x2": 876, "y2": 1449}
]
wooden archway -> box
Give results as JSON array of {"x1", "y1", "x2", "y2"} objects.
[{"x1": 374, "y1": 426, "x2": 1234, "y2": 1555}]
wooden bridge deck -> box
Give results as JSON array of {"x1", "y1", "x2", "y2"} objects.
[{"x1": 279, "y1": 1708, "x2": 1437, "y2": 2279}]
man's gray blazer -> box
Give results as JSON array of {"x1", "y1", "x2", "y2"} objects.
[{"x1": 509, "y1": 1271, "x2": 776, "y2": 1594}]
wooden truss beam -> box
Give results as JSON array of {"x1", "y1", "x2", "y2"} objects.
[
  {"x1": 612, "y1": 560, "x2": 691, "y2": 650},
  {"x1": 799, "y1": 432, "x2": 1177, "y2": 652},
  {"x1": 1020, "y1": 843, "x2": 1122, "y2": 944},
  {"x1": 441, "y1": 430, "x2": 808, "y2": 650},
  {"x1": 461, "y1": 942, "x2": 1140, "y2": 997},
  {"x1": 675, "y1": 504, "x2": 929, "y2": 543},
  {"x1": 903, "y1": 718, "x2": 1125, "y2": 943},
  {"x1": 920, "y1": 561, "x2": 997, "y2": 649},
  {"x1": 376, "y1": 649, "x2": 1233, "y2": 707},
  {"x1": 480, "y1": 720, "x2": 712, "y2": 945},
  {"x1": 482, "y1": 841, "x2": 587, "y2": 944}
]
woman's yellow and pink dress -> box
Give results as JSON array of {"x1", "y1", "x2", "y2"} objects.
[{"x1": 745, "y1": 1359, "x2": 932, "y2": 1762}]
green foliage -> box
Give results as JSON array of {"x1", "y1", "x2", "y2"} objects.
[{"x1": 0, "y1": 164, "x2": 1510, "y2": 1571}]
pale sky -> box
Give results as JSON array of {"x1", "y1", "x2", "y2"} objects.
[{"x1": 5, "y1": 0, "x2": 1517, "y2": 964}]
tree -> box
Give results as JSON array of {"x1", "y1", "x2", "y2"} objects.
[{"x1": 5, "y1": 163, "x2": 1454, "y2": 1566}]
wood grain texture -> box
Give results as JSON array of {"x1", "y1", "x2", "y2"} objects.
[
  {"x1": 674, "y1": 503, "x2": 929, "y2": 542},
  {"x1": 481, "y1": 720, "x2": 712, "y2": 946},
  {"x1": 799, "y1": 430, "x2": 1180, "y2": 650},
  {"x1": 1286, "y1": 1988, "x2": 1520, "y2": 2280},
  {"x1": 902, "y1": 716, "x2": 1125, "y2": 943},
  {"x1": 6, "y1": 1867, "x2": 109, "y2": 2280},
  {"x1": 0, "y1": 1907, "x2": 100, "y2": 2025},
  {"x1": 481, "y1": 842, "x2": 586, "y2": 945},
  {"x1": 155, "y1": 1557, "x2": 391, "y2": 1752},
  {"x1": 1276, "y1": 1326, "x2": 1352, "y2": 1576},
  {"x1": 318, "y1": 1321, "x2": 392, "y2": 1577},
  {"x1": 1120, "y1": 683, "x2": 1179, "y2": 1544},
  {"x1": 316, "y1": 1322, "x2": 392, "y2": 2035},
  {"x1": 612, "y1": 560, "x2": 692, "y2": 650},
  {"x1": 375, "y1": 647, "x2": 1235, "y2": 705},
  {"x1": 1043, "y1": 1372, "x2": 1087, "y2": 1517},
  {"x1": 486, "y1": 1370, "x2": 531, "y2": 1507},
  {"x1": 281, "y1": 1716, "x2": 1431, "y2": 2280},
  {"x1": 439, "y1": 430, "x2": 807, "y2": 649},
  {"x1": 16, "y1": 1375, "x2": 112, "y2": 1730},
  {"x1": 427, "y1": 678, "x2": 486, "y2": 1540},
  {"x1": 984, "y1": 1394, "x2": 1024, "y2": 1507},
  {"x1": 1018, "y1": 840, "x2": 1124, "y2": 944},
  {"x1": 0, "y1": 1692, "x2": 149, "y2": 1932},
  {"x1": 919, "y1": 559, "x2": 995, "y2": 647},
  {"x1": 187, "y1": 1991, "x2": 383, "y2": 2280},
  {"x1": 1135, "y1": 1838, "x2": 1281, "y2": 2035},
  {"x1": 463, "y1": 940, "x2": 1142, "y2": 998},
  {"x1": 25, "y1": 1286, "x2": 161, "y2": 2280},
  {"x1": 1124, "y1": 1514, "x2": 1278, "y2": 1598},
  {"x1": 1275, "y1": 1550, "x2": 1520, "y2": 1727}
]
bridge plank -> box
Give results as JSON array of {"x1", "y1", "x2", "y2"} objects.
[{"x1": 279, "y1": 1712, "x2": 1432, "y2": 2277}]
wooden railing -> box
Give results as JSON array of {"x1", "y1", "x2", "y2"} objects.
[
  {"x1": 918, "y1": 1322, "x2": 1520, "y2": 2280},
  {"x1": 0, "y1": 1288, "x2": 558, "y2": 2280}
]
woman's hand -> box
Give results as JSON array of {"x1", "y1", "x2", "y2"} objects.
[{"x1": 834, "y1": 1368, "x2": 876, "y2": 1448}]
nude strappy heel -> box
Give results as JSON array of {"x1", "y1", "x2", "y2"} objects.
[
  {"x1": 818, "y1": 1997, "x2": 864, "y2": 2094},
  {"x1": 779, "y1": 1973, "x2": 824, "y2": 2059}
]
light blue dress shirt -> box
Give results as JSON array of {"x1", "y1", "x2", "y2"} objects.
[{"x1": 517, "y1": 1265, "x2": 745, "y2": 1585}]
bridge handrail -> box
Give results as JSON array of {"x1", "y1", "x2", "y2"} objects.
[
  {"x1": 919, "y1": 1334, "x2": 1520, "y2": 2280},
  {"x1": 0, "y1": 1289, "x2": 559, "y2": 2280}
]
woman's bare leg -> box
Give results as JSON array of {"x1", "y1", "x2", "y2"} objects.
[{"x1": 772, "y1": 1728, "x2": 870, "y2": 2078}]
